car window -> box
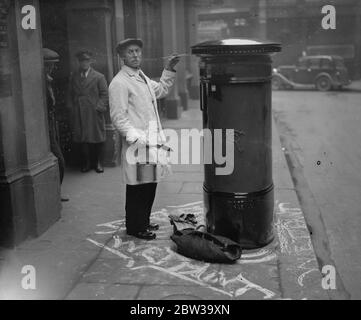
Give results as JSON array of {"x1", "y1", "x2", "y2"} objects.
[
  {"x1": 320, "y1": 59, "x2": 332, "y2": 69},
  {"x1": 309, "y1": 59, "x2": 320, "y2": 69},
  {"x1": 334, "y1": 58, "x2": 346, "y2": 68},
  {"x1": 298, "y1": 58, "x2": 308, "y2": 68}
]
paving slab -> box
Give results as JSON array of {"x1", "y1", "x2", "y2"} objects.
[{"x1": 66, "y1": 283, "x2": 140, "y2": 300}]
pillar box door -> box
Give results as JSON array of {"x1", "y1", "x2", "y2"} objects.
[{"x1": 192, "y1": 39, "x2": 281, "y2": 249}]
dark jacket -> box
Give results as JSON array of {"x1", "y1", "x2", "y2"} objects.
[
  {"x1": 45, "y1": 74, "x2": 65, "y2": 183},
  {"x1": 46, "y1": 74, "x2": 58, "y2": 144},
  {"x1": 68, "y1": 68, "x2": 108, "y2": 143}
]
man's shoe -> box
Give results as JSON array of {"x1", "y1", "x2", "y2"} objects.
[
  {"x1": 147, "y1": 223, "x2": 159, "y2": 231},
  {"x1": 127, "y1": 231, "x2": 156, "y2": 240},
  {"x1": 61, "y1": 196, "x2": 69, "y2": 202},
  {"x1": 95, "y1": 162, "x2": 104, "y2": 173},
  {"x1": 81, "y1": 164, "x2": 91, "y2": 173}
]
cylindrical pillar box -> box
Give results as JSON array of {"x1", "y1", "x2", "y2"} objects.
[{"x1": 191, "y1": 39, "x2": 281, "y2": 249}]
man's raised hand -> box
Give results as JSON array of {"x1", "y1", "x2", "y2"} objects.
[{"x1": 165, "y1": 54, "x2": 181, "y2": 72}]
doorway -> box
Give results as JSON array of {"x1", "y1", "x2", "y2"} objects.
[{"x1": 39, "y1": 0, "x2": 77, "y2": 165}]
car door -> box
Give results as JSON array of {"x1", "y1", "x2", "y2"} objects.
[
  {"x1": 293, "y1": 58, "x2": 309, "y2": 84},
  {"x1": 308, "y1": 58, "x2": 321, "y2": 82}
]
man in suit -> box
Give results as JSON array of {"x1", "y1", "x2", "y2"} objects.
[
  {"x1": 68, "y1": 50, "x2": 108, "y2": 173},
  {"x1": 43, "y1": 48, "x2": 68, "y2": 202},
  {"x1": 109, "y1": 39, "x2": 180, "y2": 240}
]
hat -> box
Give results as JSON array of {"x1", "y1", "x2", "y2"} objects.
[
  {"x1": 43, "y1": 48, "x2": 60, "y2": 62},
  {"x1": 75, "y1": 50, "x2": 93, "y2": 61},
  {"x1": 116, "y1": 38, "x2": 143, "y2": 55}
]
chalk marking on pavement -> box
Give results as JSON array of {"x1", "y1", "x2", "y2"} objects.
[
  {"x1": 87, "y1": 236, "x2": 276, "y2": 299},
  {"x1": 86, "y1": 238, "x2": 130, "y2": 260},
  {"x1": 232, "y1": 274, "x2": 275, "y2": 299},
  {"x1": 297, "y1": 258, "x2": 320, "y2": 287},
  {"x1": 95, "y1": 230, "x2": 119, "y2": 235},
  {"x1": 275, "y1": 202, "x2": 314, "y2": 256},
  {"x1": 242, "y1": 249, "x2": 272, "y2": 258},
  {"x1": 131, "y1": 265, "x2": 234, "y2": 297},
  {"x1": 275, "y1": 202, "x2": 322, "y2": 290},
  {"x1": 87, "y1": 202, "x2": 325, "y2": 299},
  {"x1": 298, "y1": 268, "x2": 319, "y2": 287},
  {"x1": 96, "y1": 220, "x2": 123, "y2": 228},
  {"x1": 131, "y1": 264, "x2": 276, "y2": 299},
  {"x1": 237, "y1": 253, "x2": 277, "y2": 264},
  {"x1": 95, "y1": 220, "x2": 124, "y2": 235}
]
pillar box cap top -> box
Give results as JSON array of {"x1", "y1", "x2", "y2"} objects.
[{"x1": 191, "y1": 38, "x2": 281, "y2": 56}]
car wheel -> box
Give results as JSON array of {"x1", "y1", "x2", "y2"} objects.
[
  {"x1": 272, "y1": 77, "x2": 282, "y2": 90},
  {"x1": 316, "y1": 76, "x2": 332, "y2": 91}
]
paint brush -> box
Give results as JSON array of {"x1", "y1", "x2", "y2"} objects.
[
  {"x1": 143, "y1": 53, "x2": 191, "y2": 61},
  {"x1": 161, "y1": 53, "x2": 191, "y2": 59}
]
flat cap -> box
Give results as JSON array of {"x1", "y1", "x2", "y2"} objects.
[
  {"x1": 43, "y1": 48, "x2": 60, "y2": 62},
  {"x1": 75, "y1": 50, "x2": 93, "y2": 61},
  {"x1": 116, "y1": 38, "x2": 143, "y2": 54}
]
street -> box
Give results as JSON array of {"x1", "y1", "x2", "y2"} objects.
[{"x1": 273, "y1": 84, "x2": 361, "y2": 299}]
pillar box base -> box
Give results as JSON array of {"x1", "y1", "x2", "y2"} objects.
[
  {"x1": 0, "y1": 156, "x2": 61, "y2": 247},
  {"x1": 204, "y1": 184, "x2": 275, "y2": 249},
  {"x1": 165, "y1": 98, "x2": 182, "y2": 119}
]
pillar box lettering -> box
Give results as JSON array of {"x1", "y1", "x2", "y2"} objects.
[{"x1": 192, "y1": 39, "x2": 281, "y2": 249}]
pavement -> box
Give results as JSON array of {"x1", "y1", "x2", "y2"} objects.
[
  {"x1": 273, "y1": 84, "x2": 361, "y2": 299},
  {"x1": 347, "y1": 79, "x2": 361, "y2": 92},
  {"x1": 0, "y1": 99, "x2": 329, "y2": 300}
]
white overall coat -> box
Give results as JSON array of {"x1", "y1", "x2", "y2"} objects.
[{"x1": 109, "y1": 65, "x2": 176, "y2": 185}]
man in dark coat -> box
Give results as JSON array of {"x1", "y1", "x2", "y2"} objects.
[
  {"x1": 68, "y1": 50, "x2": 108, "y2": 173},
  {"x1": 43, "y1": 48, "x2": 68, "y2": 202}
]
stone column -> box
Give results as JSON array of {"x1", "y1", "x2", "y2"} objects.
[
  {"x1": 114, "y1": 0, "x2": 125, "y2": 44},
  {"x1": 66, "y1": 0, "x2": 121, "y2": 167},
  {"x1": 0, "y1": 0, "x2": 61, "y2": 247},
  {"x1": 161, "y1": 0, "x2": 182, "y2": 119}
]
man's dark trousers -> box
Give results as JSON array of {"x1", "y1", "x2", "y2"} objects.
[{"x1": 126, "y1": 183, "x2": 157, "y2": 233}]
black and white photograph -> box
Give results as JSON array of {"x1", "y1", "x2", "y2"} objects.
[{"x1": 0, "y1": 0, "x2": 361, "y2": 306}]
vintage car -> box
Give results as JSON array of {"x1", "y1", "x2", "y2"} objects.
[{"x1": 272, "y1": 55, "x2": 351, "y2": 91}]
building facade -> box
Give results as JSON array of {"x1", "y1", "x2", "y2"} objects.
[
  {"x1": 196, "y1": 0, "x2": 361, "y2": 78},
  {"x1": 0, "y1": 0, "x2": 193, "y2": 247}
]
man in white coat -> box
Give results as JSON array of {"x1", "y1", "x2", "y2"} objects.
[{"x1": 109, "y1": 38, "x2": 180, "y2": 240}]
